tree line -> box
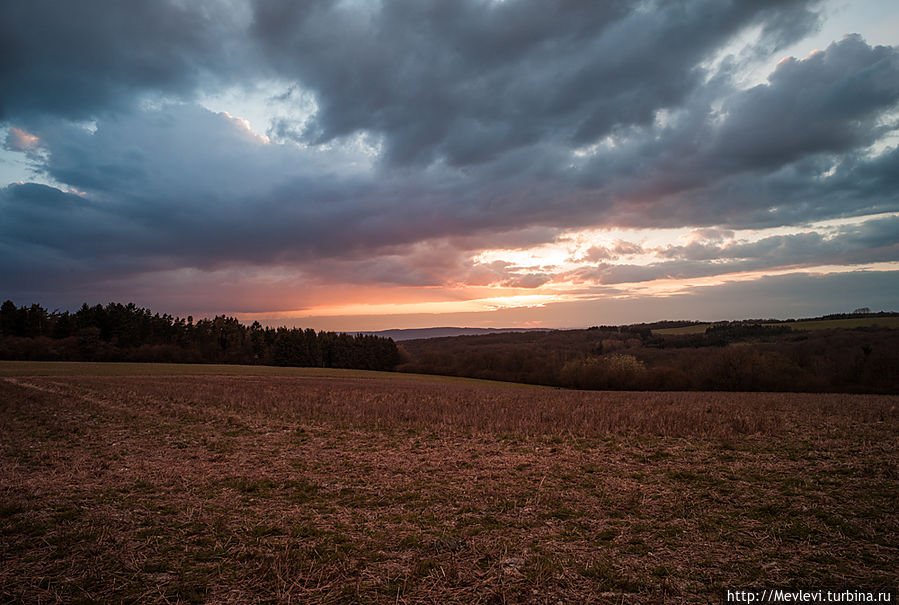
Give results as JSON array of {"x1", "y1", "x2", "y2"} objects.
[
  {"x1": 398, "y1": 321, "x2": 899, "y2": 393},
  {"x1": 0, "y1": 300, "x2": 401, "y2": 371}
]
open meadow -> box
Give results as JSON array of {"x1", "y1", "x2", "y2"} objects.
[{"x1": 1, "y1": 362, "x2": 897, "y2": 603}]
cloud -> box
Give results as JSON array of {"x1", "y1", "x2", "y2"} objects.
[
  {"x1": 672, "y1": 269, "x2": 899, "y2": 320},
  {"x1": 566, "y1": 215, "x2": 899, "y2": 286},
  {"x1": 579, "y1": 240, "x2": 645, "y2": 263},
  {"x1": 660, "y1": 215, "x2": 899, "y2": 264},
  {"x1": 583, "y1": 246, "x2": 616, "y2": 262},
  {"x1": 0, "y1": 0, "x2": 248, "y2": 122},
  {"x1": 1, "y1": 0, "x2": 897, "y2": 323},
  {"x1": 0, "y1": 103, "x2": 571, "y2": 278},
  {"x1": 3, "y1": 127, "x2": 41, "y2": 153},
  {"x1": 501, "y1": 273, "x2": 553, "y2": 289},
  {"x1": 277, "y1": 270, "x2": 899, "y2": 331},
  {"x1": 249, "y1": 0, "x2": 827, "y2": 167},
  {"x1": 711, "y1": 34, "x2": 899, "y2": 171},
  {"x1": 575, "y1": 34, "x2": 899, "y2": 228}
]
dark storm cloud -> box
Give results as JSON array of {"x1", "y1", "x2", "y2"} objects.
[
  {"x1": 250, "y1": 0, "x2": 823, "y2": 166},
  {"x1": 711, "y1": 35, "x2": 899, "y2": 170},
  {"x1": 0, "y1": 104, "x2": 519, "y2": 293},
  {"x1": 577, "y1": 34, "x2": 899, "y2": 228},
  {"x1": 1, "y1": 101, "x2": 582, "y2": 278},
  {"x1": 0, "y1": 182, "x2": 182, "y2": 293},
  {"x1": 0, "y1": 0, "x2": 246, "y2": 122}
]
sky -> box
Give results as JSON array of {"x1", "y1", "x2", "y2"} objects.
[{"x1": 1, "y1": 0, "x2": 898, "y2": 331}]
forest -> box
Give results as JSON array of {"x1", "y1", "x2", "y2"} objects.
[
  {"x1": 3, "y1": 299, "x2": 898, "y2": 393},
  {"x1": 0, "y1": 300, "x2": 401, "y2": 371},
  {"x1": 397, "y1": 318, "x2": 899, "y2": 393}
]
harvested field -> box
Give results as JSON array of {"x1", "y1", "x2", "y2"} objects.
[{"x1": 1, "y1": 365, "x2": 897, "y2": 603}]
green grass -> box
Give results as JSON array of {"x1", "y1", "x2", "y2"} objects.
[{"x1": 653, "y1": 315, "x2": 899, "y2": 335}]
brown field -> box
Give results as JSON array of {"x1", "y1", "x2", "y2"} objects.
[
  {"x1": 1, "y1": 364, "x2": 897, "y2": 603},
  {"x1": 0, "y1": 361, "x2": 542, "y2": 388}
]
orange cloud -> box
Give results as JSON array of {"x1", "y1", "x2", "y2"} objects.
[{"x1": 5, "y1": 127, "x2": 41, "y2": 152}]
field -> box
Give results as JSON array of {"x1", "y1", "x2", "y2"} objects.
[
  {"x1": 652, "y1": 316, "x2": 899, "y2": 335},
  {"x1": 0, "y1": 361, "x2": 535, "y2": 387},
  {"x1": 1, "y1": 363, "x2": 897, "y2": 603}
]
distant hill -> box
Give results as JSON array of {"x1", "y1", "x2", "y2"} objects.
[
  {"x1": 359, "y1": 327, "x2": 552, "y2": 341},
  {"x1": 396, "y1": 314, "x2": 899, "y2": 393}
]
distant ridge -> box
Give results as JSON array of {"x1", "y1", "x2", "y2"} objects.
[{"x1": 359, "y1": 327, "x2": 552, "y2": 341}]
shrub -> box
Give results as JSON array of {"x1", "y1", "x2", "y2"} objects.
[{"x1": 559, "y1": 354, "x2": 647, "y2": 390}]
